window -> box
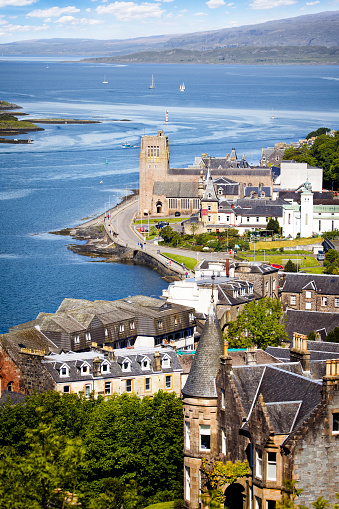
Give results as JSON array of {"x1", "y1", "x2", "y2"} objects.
[
  {"x1": 81, "y1": 364, "x2": 89, "y2": 375},
  {"x1": 85, "y1": 332, "x2": 91, "y2": 342},
  {"x1": 145, "y1": 377, "x2": 151, "y2": 392},
  {"x1": 104, "y1": 328, "x2": 108, "y2": 337},
  {"x1": 208, "y1": 215, "x2": 211, "y2": 222},
  {"x1": 165, "y1": 375, "x2": 172, "y2": 389},
  {"x1": 122, "y1": 361, "x2": 131, "y2": 372},
  {"x1": 169, "y1": 198, "x2": 177, "y2": 209},
  {"x1": 256, "y1": 217, "x2": 259, "y2": 222},
  {"x1": 105, "y1": 382, "x2": 111, "y2": 395},
  {"x1": 158, "y1": 320, "x2": 163, "y2": 329},
  {"x1": 227, "y1": 215, "x2": 230, "y2": 222},
  {"x1": 247, "y1": 217, "x2": 250, "y2": 222},
  {"x1": 63, "y1": 385, "x2": 70, "y2": 394},
  {"x1": 265, "y1": 281, "x2": 269, "y2": 292},
  {"x1": 185, "y1": 421, "x2": 191, "y2": 449},
  {"x1": 189, "y1": 312, "x2": 194, "y2": 322},
  {"x1": 119, "y1": 324, "x2": 125, "y2": 332},
  {"x1": 273, "y1": 279, "x2": 276, "y2": 291},
  {"x1": 130, "y1": 321, "x2": 135, "y2": 330},
  {"x1": 267, "y1": 502, "x2": 276, "y2": 509},
  {"x1": 306, "y1": 290, "x2": 311, "y2": 299},
  {"x1": 126, "y1": 379, "x2": 132, "y2": 393},
  {"x1": 290, "y1": 295, "x2": 296, "y2": 305},
  {"x1": 142, "y1": 359, "x2": 150, "y2": 370},
  {"x1": 218, "y1": 215, "x2": 221, "y2": 221},
  {"x1": 255, "y1": 497, "x2": 262, "y2": 509},
  {"x1": 162, "y1": 356, "x2": 171, "y2": 369},
  {"x1": 267, "y1": 451, "x2": 277, "y2": 480},
  {"x1": 185, "y1": 466, "x2": 190, "y2": 502},
  {"x1": 174, "y1": 317, "x2": 178, "y2": 325},
  {"x1": 256, "y1": 448, "x2": 262, "y2": 478},
  {"x1": 321, "y1": 296, "x2": 327, "y2": 307},
  {"x1": 218, "y1": 188, "x2": 222, "y2": 195},
  {"x1": 199, "y1": 424, "x2": 211, "y2": 451},
  {"x1": 333, "y1": 412, "x2": 339, "y2": 434},
  {"x1": 221, "y1": 427, "x2": 226, "y2": 454},
  {"x1": 193, "y1": 199, "x2": 200, "y2": 209},
  {"x1": 60, "y1": 366, "x2": 69, "y2": 377},
  {"x1": 221, "y1": 388, "x2": 225, "y2": 408},
  {"x1": 208, "y1": 205, "x2": 211, "y2": 211},
  {"x1": 74, "y1": 334, "x2": 80, "y2": 344},
  {"x1": 181, "y1": 198, "x2": 189, "y2": 209},
  {"x1": 305, "y1": 302, "x2": 312, "y2": 310},
  {"x1": 85, "y1": 384, "x2": 91, "y2": 397},
  {"x1": 7, "y1": 381, "x2": 14, "y2": 392},
  {"x1": 102, "y1": 362, "x2": 109, "y2": 373},
  {"x1": 335, "y1": 298, "x2": 339, "y2": 307}
]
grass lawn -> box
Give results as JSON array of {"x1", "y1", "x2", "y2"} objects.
[
  {"x1": 162, "y1": 252, "x2": 197, "y2": 270},
  {"x1": 249, "y1": 237, "x2": 323, "y2": 250},
  {"x1": 243, "y1": 254, "x2": 319, "y2": 268},
  {"x1": 134, "y1": 218, "x2": 187, "y2": 225},
  {"x1": 144, "y1": 502, "x2": 181, "y2": 509},
  {"x1": 301, "y1": 266, "x2": 325, "y2": 274}
]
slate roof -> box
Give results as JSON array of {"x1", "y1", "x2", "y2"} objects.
[
  {"x1": 43, "y1": 347, "x2": 182, "y2": 383},
  {"x1": 284, "y1": 309, "x2": 339, "y2": 340},
  {"x1": 0, "y1": 390, "x2": 26, "y2": 406},
  {"x1": 153, "y1": 181, "x2": 199, "y2": 198},
  {"x1": 281, "y1": 273, "x2": 339, "y2": 295},
  {"x1": 244, "y1": 187, "x2": 272, "y2": 198},
  {"x1": 182, "y1": 302, "x2": 224, "y2": 398}
]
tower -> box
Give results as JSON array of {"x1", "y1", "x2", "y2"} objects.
[
  {"x1": 300, "y1": 179, "x2": 313, "y2": 238},
  {"x1": 200, "y1": 169, "x2": 219, "y2": 227},
  {"x1": 139, "y1": 130, "x2": 170, "y2": 216},
  {"x1": 182, "y1": 301, "x2": 224, "y2": 508}
]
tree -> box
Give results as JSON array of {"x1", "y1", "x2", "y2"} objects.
[
  {"x1": 225, "y1": 297, "x2": 288, "y2": 349},
  {"x1": 326, "y1": 326, "x2": 339, "y2": 343},
  {"x1": 306, "y1": 127, "x2": 330, "y2": 139},
  {"x1": 284, "y1": 259, "x2": 298, "y2": 272},
  {"x1": 200, "y1": 459, "x2": 249, "y2": 506},
  {"x1": 189, "y1": 222, "x2": 199, "y2": 236},
  {"x1": 308, "y1": 330, "x2": 316, "y2": 341},
  {"x1": 267, "y1": 218, "x2": 280, "y2": 235},
  {"x1": 324, "y1": 249, "x2": 339, "y2": 275}
]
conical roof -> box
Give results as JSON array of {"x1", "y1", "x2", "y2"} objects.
[
  {"x1": 202, "y1": 168, "x2": 218, "y2": 202},
  {"x1": 182, "y1": 302, "x2": 224, "y2": 398}
]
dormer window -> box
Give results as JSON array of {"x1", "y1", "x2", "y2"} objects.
[
  {"x1": 162, "y1": 355, "x2": 171, "y2": 369},
  {"x1": 233, "y1": 290, "x2": 238, "y2": 298},
  {"x1": 119, "y1": 324, "x2": 125, "y2": 333},
  {"x1": 81, "y1": 363, "x2": 90, "y2": 375},
  {"x1": 122, "y1": 359, "x2": 131, "y2": 372},
  {"x1": 141, "y1": 358, "x2": 150, "y2": 370},
  {"x1": 60, "y1": 365, "x2": 69, "y2": 377},
  {"x1": 101, "y1": 362, "x2": 110, "y2": 374},
  {"x1": 85, "y1": 332, "x2": 91, "y2": 342}
]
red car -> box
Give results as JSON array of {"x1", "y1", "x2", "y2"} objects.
[{"x1": 270, "y1": 263, "x2": 284, "y2": 269}]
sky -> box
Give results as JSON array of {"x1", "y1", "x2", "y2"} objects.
[{"x1": 0, "y1": 0, "x2": 338, "y2": 44}]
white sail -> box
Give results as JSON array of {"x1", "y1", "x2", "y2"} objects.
[
  {"x1": 149, "y1": 75, "x2": 155, "y2": 89},
  {"x1": 180, "y1": 82, "x2": 185, "y2": 92}
]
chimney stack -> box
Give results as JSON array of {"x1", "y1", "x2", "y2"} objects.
[
  {"x1": 220, "y1": 340, "x2": 232, "y2": 374},
  {"x1": 92, "y1": 356, "x2": 101, "y2": 377},
  {"x1": 322, "y1": 359, "x2": 339, "y2": 401},
  {"x1": 245, "y1": 346, "x2": 257, "y2": 366},
  {"x1": 153, "y1": 351, "x2": 161, "y2": 372},
  {"x1": 290, "y1": 333, "x2": 310, "y2": 372},
  {"x1": 226, "y1": 258, "x2": 230, "y2": 277}
]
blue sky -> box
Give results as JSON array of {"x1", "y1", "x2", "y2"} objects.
[{"x1": 0, "y1": 0, "x2": 337, "y2": 43}]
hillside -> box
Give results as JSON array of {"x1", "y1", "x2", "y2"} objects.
[{"x1": 0, "y1": 11, "x2": 338, "y2": 58}]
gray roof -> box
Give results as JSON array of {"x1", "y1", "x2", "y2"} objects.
[
  {"x1": 153, "y1": 181, "x2": 199, "y2": 198},
  {"x1": 284, "y1": 309, "x2": 339, "y2": 340},
  {"x1": 244, "y1": 186, "x2": 272, "y2": 198},
  {"x1": 182, "y1": 302, "x2": 224, "y2": 398},
  {"x1": 281, "y1": 273, "x2": 339, "y2": 295},
  {"x1": 0, "y1": 390, "x2": 26, "y2": 406}
]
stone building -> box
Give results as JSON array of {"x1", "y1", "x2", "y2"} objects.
[
  {"x1": 10, "y1": 296, "x2": 196, "y2": 352},
  {"x1": 139, "y1": 131, "x2": 273, "y2": 217},
  {"x1": 280, "y1": 273, "x2": 339, "y2": 313},
  {"x1": 42, "y1": 346, "x2": 183, "y2": 398},
  {"x1": 183, "y1": 311, "x2": 339, "y2": 509},
  {"x1": 0, "y1": 327, "x2": 57, "y2": 397}
]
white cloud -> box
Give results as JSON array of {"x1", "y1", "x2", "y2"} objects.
[
  {"x1": 249, "y1": 0, "x2": 297, "y2": 8},
  {"x1": 306, "y1": 1, "x2": 320, "y2": 4},
  {"x1": 26, "y1": 6, "x2": 80, "y2": 18},
  {"x1": 226, "y1": 2, "x2": 234, "y2": 5},
  {"x1": 179, "y1": 8, "x2": 188, "y2": 13},
  {"x1": 162, "y1": 0, "x2": 174, "y2": 2},
  {"x1": 194, "y1": 11, "x2": 208, "y2": 15},
  {"x1": 80, "y1": 17, "x2": 102, "y2": 24},
  {"x1": 95, "y1": 2, "x2": 164, "y2": 20},
  {"x1": 0, "y1": 21, "x2": 49, "y2": 33},
  {"x1": 56, "y1": 15, "x2": 77, "y2": 24},
  {"x1": 0, "y1": 0, "x2": 36, "y2": 6},
  {"x1": 206, "y1": 0, "x2": 225, "y2": 7},
  {"x1": 86, "y1": 7, "x2": 91, "y2": 12}
]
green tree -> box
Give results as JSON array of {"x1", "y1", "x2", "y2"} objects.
[
  {"x1": 306, "y1": 127, "x2": 330, "y2": 139},
  {"x1": 308, "y1": 330, "x2": 316, "y2": 341},
  {"x1": 324, "y1": 249, "x2": 339, "y2": 274},
  {"x1": 326, "y1": 326, "x2": 339, "y2": 343},
  {"x1": 200, "y1": 459, "x2": 249, "y2": 506},
  {"x1": 225, "y1": 297, "x2": 288, "y2": 349},
  {"x1": 267, "y1": 217, "x2": 280, "y2": 235},
  {"x1": 284, "y1": 259, "x2": 298, "y2": 272},
  {"x1": 322, "y1": 228, "x2": 339, "y2": 240}
]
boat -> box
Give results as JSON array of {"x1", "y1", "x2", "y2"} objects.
[
  {"x1": 122, "y1": 140, "x2": 134, "y2": 148},
  {"x1": 103, "y1": 75, "x2": 108, "y2": 84},
  {"x1": 180, "y1": 82, "x2": 185, "y2": 92},
  {"x1": 149, "y1": 75, "x2": 155, "y2": 89}
]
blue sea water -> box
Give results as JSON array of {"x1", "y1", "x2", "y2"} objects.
[{"x1": 1, "y1": 61, "x2": 339, "y2": 332}]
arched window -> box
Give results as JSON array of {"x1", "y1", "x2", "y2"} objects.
[
  {"x1": 7, "y1": 381, "x2": 14, "y2": 392},
  {"x1": 156, "y1": 201, "x2": 162, "y2": 214}
]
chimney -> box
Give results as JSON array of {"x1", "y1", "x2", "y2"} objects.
[
  {"x1": 153, "y1": 351, "x2": 161, "y2": 372},
  {"x1": 245, "y1": 346, "x2": 257, "y2": 366},
  {"x1": 92, "y1": 356, "x2": 101, "y2": 377},
  {"x1": 322, "y1": 359, "x2": 339, "y2": 401},
  {"x1": 103, "y1": 345, "x2": 115, "y2": 362},
  {"x1": 315, "y1": 331, "x2": 322, "y2": 342},
  {"x1": 226, "y1": 258, "x2": 230, "y2": 277},
  {"x1": 220, "y1": 340, "x2": 232, "y2": 375},
  {"x1": 290, "y1": 333, "x2": 310, "y2": 372}
]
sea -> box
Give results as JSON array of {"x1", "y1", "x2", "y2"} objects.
[{"x1": 1, "y1": 59, "x2": 338, "y2": 333}]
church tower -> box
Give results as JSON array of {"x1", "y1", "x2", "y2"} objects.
[
  {"x1": 300, "y1": 179, "x2": 313, "y2": 238},
  {"x1": 139, "y1": 130, "x2": 170, "y2": 216},
  {"x1": 182, "y1": 301, "x2": 224, "y2": 508},
  {"x1": 200, "y1": 168, "x2": 219, "y2": 227}
]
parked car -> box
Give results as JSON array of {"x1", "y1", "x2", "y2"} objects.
[
  {"x1": 317, "y1": 251, "x2": 325, "y2": 261},
  {"x1": 155, "y1": 221, "x2": 169, "y2": 229},
  {"x1": 174, "y1": 211, "x2": 181, "y2": 217},
  {"x1": 270, "y1": 263, "x2": 284, "y2": 269}
]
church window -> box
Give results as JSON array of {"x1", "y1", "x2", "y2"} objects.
[
  {"x1": 255, "y1": 448, "x2": 262, "y2": 478},
  {"x1": 7, "y1": 381, "x2": 14, "y2": 392},
  {"x1": 193, "y1": 199, "x2": 200, "y2": 209},
  {"x1": 199, "y1": 424, "x2": 211, "y2": 451},
  {"x1": 181, "y1": 199, "x2": 189, "y2": 209},
  {"x1": 169, "y1": 198, "x2": 177, "y2": 209},
  {"x1": 267, "y1": 451, "x2": 277, "y2": 480},
  {"x1": 332, "y1": 412, "x2": 339, "y2": 433}
]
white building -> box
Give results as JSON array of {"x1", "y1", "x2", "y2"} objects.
[{"x1": 278, "y1": 161, "x2": 323, "y2": 192}]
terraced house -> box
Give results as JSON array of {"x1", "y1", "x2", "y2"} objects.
[{"x1": 280, "y1": 273, "x2": 339, "y2": 313}]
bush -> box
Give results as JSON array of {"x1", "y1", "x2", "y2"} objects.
[{"x1": 284, "y1": 259, "x2": 298, "y2": 272}]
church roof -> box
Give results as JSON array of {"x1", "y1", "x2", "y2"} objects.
[
  {"x1": 202, "y1": 169, "x2": 219, "y2": 202},
  {"x1": 153, "y1": 181, "x2": 199, "y2": 198},
  {"x1": 182, "y1": 302, "x2": 224, "y2": 398}
]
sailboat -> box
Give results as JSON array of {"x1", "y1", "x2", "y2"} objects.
[
  {"x1": 180, "y1": 82, "x2": 185, "y2": 92},
  {"x1": 149, "y1": 75, "x2": 155, "y2": 89},
  {"x1": 103, "y1": 75, "x2": 108, "y2": 84}
]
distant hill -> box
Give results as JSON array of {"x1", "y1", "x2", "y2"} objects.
[{"x1": 0, "y1": 11, "x2": 338, "y2": 58}]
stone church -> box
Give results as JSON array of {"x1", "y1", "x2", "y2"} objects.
[{"x1": 139, "y1": 131, "x2": 273, "y2": 217}]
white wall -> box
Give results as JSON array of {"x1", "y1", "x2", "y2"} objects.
[{"x1": 280, "y1": 162, "x2": 323, "y2": 192}]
